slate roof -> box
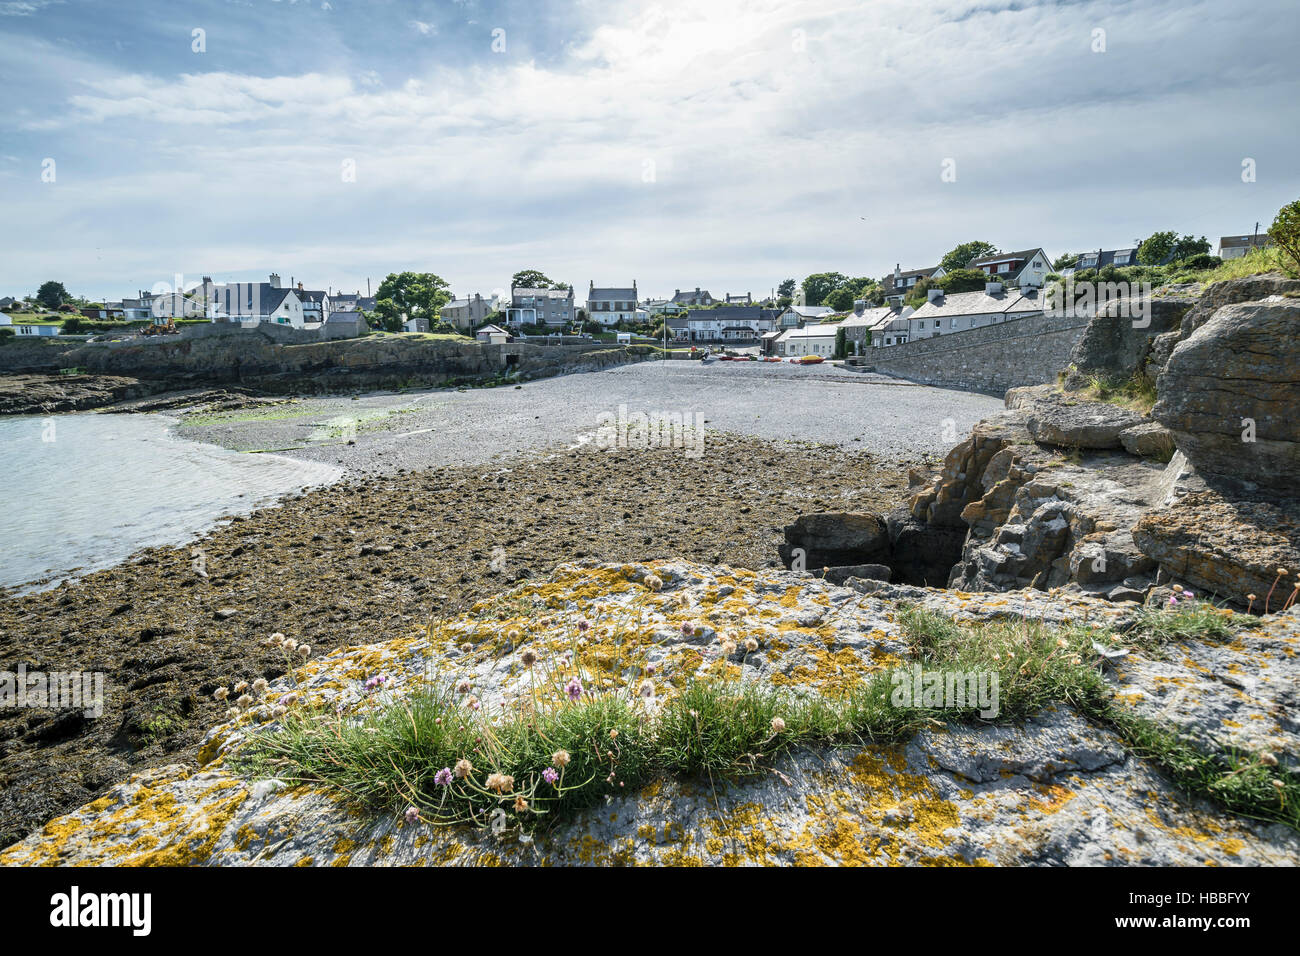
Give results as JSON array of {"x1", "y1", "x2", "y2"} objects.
[{"x1": 908, "y1": 288, "x2": 1044, "y2": 320}]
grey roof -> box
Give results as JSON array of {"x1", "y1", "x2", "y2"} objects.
[
  {"x1": 513, "y1": 287, "x2": 573, "y2": 299},
  {"x1": 296, "y1": 290, "x2": 327, "y2": 304},
  {"x1": 908, "y1": 288, "x2": 1043, "y2": 320},
  {"x1": 782, "y1": 304, "x2": 835, "y2": 318},
  {"x1": 670, "y1": 288, "x2": 713, "y2": 302},
  {"x1": 589, "y1": 286, "x2": 637, "y2": 299},
  {"x1": 1072, "y1": 248, "x2": 1137, "y2": 269},
  {"x1": 326, "y1": 310, "x2": 364, "y2": 324},
  {"x1": 1218, "y1": 234, "x2": 1274, "y2": 250},
  {"x1": 967, "y1": 248, "x2": 1048, "y2": 267},
  {"x1": 666, "y1": 315, "x2": 690, "y2": 329}
]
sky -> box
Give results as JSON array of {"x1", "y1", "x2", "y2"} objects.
[{"x1": 1, "y1": 0, "x2": 1297, "y2": 302}]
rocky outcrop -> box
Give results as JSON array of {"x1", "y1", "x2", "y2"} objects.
[
  {"x1": 1118, "y1": 421, "x2": 1174, "y2": 459},
  {"x1": 1011, "y1": 386, "x2": 1146, "y2": 449},
  {"x1": 2, "y1": 562, "x2": 1295, "y2": 867},
  {"x1": 10, "y1": 328, "x2": 648, "y2": 401},
  {"x1": 1154, "y1": 299, "x2": 1300, "y2": 497},
  {"x1": 1133, "y1": 492, "x2": 1300, "y2": 607},
  {"x1": 0, "y1": 373, "x2": 155, "y2": 415},
  {"x1": 778, "y1": 512, "x2": 889, "y2": 569},
  {"x1": 1147, "y1": 272, "x2": 1300, "y2": 375},
  {"x1": 1063, "y1": 294, "x2": 1193, "y2": 389}
]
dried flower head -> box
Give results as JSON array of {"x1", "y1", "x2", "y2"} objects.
[
  {"x1": 645, "y1": 574, "x2": 663, "y2": 592},
  {"x1": 236, "y1": 694, "x2": 254, "y2": 710},
  {"x1": 271, "y1": 705, "x2": 287, "y2": 719},
  {"x1": 770, "y1": 717, "x2": 786, "y2": 734},
  {"x1": 680, "y1": 621, "x2": 695, "y2": 637},
  {"x1": 457, "y1": 680, "x2": 473, "y2": 695},
  {"x1": 520, "y1": 648, "x2": 538, "y2": 668},
  {"x1": 213, "y1": 687, "x2": 229, "y2": 701},
  {"x1": 252, "y1": 678, "x2": 269, "y2": 696},
  {"x1": 460, "y1": 642, "x2": 473, "y2": 653},
  {"x1": 514, "y1": 795, "x2": 529, "y2": 813},
  {"x1": 454, "y1": 758, "x2": 474, "y2": 779},
  {"x1": 1260, "y1": 752, "x2": 1279, "y2": 767},
  {"x1": 296, "y1": 644, "x2": 311, "y2": 659},
  {"x1": 486, "y1": 773, "x2": 515, "y2": 793},
  {"x1": 721, "y1": 641, "x2": 737, "y2": 657},
  {"x1": 233, "y1": 681, "x2": 249, "y2": 694},
  {"x1": 552, "y1": 749, "x2": 571, "y2": 768},
  {"x1": 637, "y1": 679, "x2": 655, "y2": 698},
  {"x1": 744, "y1": 638, "x2": 759, "y2": 653}
]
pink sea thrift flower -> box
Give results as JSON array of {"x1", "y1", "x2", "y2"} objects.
[
  {"x1": 404, "y1": 806, "x2": 420, "y2": 824},
  {"x1": 543, "y1": 767, "x2": 559, "y2": 786},
  {"x1": 434, "y1": 767, "x2": 453, "y2": 786},
  {"x1": 564, "y1": 677, "x2": 584, "y2": 701}
]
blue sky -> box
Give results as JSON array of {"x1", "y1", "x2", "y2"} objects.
[{"x1": 1, "y1": 0, "x2": 1297, "y2": 302}]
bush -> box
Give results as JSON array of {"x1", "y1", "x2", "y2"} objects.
[
  {"x1": 1174, "y1": 253, "x2": 1221, "y2": 272},
  {"x1": 1269, "y1": 198, "x2": 1300, "y2": 274}
]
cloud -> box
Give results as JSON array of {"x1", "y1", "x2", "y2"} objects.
[
  {"x1": 409, "y1": 19, "x2": 437, "y2": 36},
  {"x1": 0, "y1": 0, "x2": 60, "y2": 15},
  {"x1": 2, "y1": 0, "x2": 1298, "y2": 299}
]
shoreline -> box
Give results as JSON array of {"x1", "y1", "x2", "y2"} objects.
[{"x1": 0, "y1": 431, "x2": 914, "y2": 848}]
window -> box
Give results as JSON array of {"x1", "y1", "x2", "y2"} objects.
[
  {"x1": 997, "y1": 263, "x2": 1010, "y2": 273},
  {"x1": 1114, "y1": 252, "x2": 1131, "y2": 264},
  {"x1": 1079, "y1": 256, "x2": 1098, "y2": 268},
  {"x1": 934, "y1": 320, "x2": 940, "y2": 328},
  {"x1": 950, "y1": 318, "x2": 959, "y2": 328}
]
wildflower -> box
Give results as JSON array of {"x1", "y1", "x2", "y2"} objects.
[
  {"x1": 564, "y1": 677, "x2": 584, "y2": 701},
  {"x1": 296, "y1": 644, "x2": 311, "y2": 659},
  {"x1": 460, "y1": 642, "x2": 473, "y2": 653},
  {"x1": 771, "y1": 717, "x2": 786, "y2": 734},
  {"x1": 1182, "y1": 590, "x2": 1194, "y2": 599},
  {"x1": 1248, "y1": 594, "x2": 1257, "y2": 601},
  {"x1": 404, "y1": 806, "x2": 420, "y2": 824},
  {"x1": 486, "y1": 773, "x2": 514, "y2": 793},
  {"x1": 645, "y1": 663, "x2": 656, "y2": 676},
  {"x1": 364, "y1": 675, "x2": 388, "y2": 692},
  {"x1": 269, "y1": 632, "x2": 285, "y2": 643},
  {"x1": 508, "y1": 629, "x2": 521, "y2": 642},
  {"x1": 434, "y1": 767, "x2": 454, "y2": 786},
  {"x1": 543, "y1": 767, "x2": 559, "y2": 786},
  {"x1": 744, "y1": 638, "x2": 759, "y2": 653},
  {"x1": 1056, "y1": 637, "x2": 1068, "y2": 649},
  {"x1": 637, "y1": 679, "x2": 655, "y2": 698},
  {"x1": 578, "y1": 619, "x2": 590, "y2": 633},
  {"x1": 680, "y1": 621, "x2": 695, "y2": 637},
  {"x1": 514, "y1": 795, "x2": 529, "y2": 813},
  {"x1": 252, "y1": 678, "x2": 269, "y2": 697},
  {"x1": 213, "y1": 686, "x2": 229, "y2": 702},
  {"x1": 1260, "y1": 752, "x2": 1279, "y2": 767},
  {"x1": 271, "y1": 705, "x2": 287, "y2": 719},
  {"x1": 1280, "y1": 568, "x2": 1290, "y2": 576},
  {"x1": 1273, "y1": 780, "x2": 1286, "y2": 791},
  {"x1": 609, "y1": 728, "x2": 619, "y2": 740},
  {"x1": 281, "y1": 638, "x2": 298, "y2": 653},
  {"x1": 234, "y1": 681, "x2": 249, "y2": 694},
  {"x1": 278, "y1": 692, "x2": 298, "y2": 707},
  {"x1": 521, "y1": 648, "x2": 538, "y2": 668},
  {"x1": 645, "y1": 574, "x2": 663, "y2": 592},
  {"x1": 721, "y1": 641, "x2": 737, "y2": 657},
  {"x1": 236, "y1": 694, "x2": 254, "y2": 710},
  {"x1": 454, "y1": 758, "x2": 473, "y2": 779},
  {"x1": 552, "y1": 750, "x2": 571, "y2": 768},
  {"x1": 1169, "y1": 595, "x2": 1178, "y2": 606},
  {"x1": 466, "y1": 695, "x2": 481, "y2": 711},
  {"x1": 225, "y1": 707, "x2": 239, "y2": 719},
  {"x1": 457, "y1": 679, "x2": 473, "y2": 695}
]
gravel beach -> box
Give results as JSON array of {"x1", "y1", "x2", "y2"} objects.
[{"x1": 0, "y1": 363, "x2": 1001, "y2": 847}]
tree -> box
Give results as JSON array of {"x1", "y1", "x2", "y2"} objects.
[
  {"x1": 374, "y1": 272, "x2": 452, "y2": 330},
  {"x1": 511, "y1": 269, "x2": 553, "y2": 289},
  {"x1": 36, "y1": 281, "x2": 68, "y2": 310},
  {"x1": 833, "y1": 327, "x2": 847, "y2": 359},
  {"x1": 1171, "y1": 235, "x2": 1210, "y2": 260},
  {"x1": 777, "y1": 278, "x2": 796, "y2": 299},
  {"x1": 1051, "y1": 252, "x2": 1079, "y2": 271},
  {"x1": 939, "y1": 241, "x2": 997, "y2": 274},
  {"x1": 1137, "y1": 231, "x2": 1178, "y2": 265},
  {"x1": 937, "y1": 268, "x2": 992, "y2": 294},
  {"x1": 825, "y1": 286, "x2": 856, "y2": 312},
  {"x1": 1269, "y1": 198, "x2": 1300, "y2": 273},
  {"x1": 800, "y1": 272, "x2": 848, "y2": 306}
]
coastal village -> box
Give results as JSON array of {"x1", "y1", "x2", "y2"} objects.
[{"x1": 0, "y1": 231, "x2": 1276, "y2": 362}]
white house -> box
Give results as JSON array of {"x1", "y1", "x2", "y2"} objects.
[
  {"x1": 906, "y1": 283, "x2": 1044, "y2": 340},
  {"x1": 966, "y1": 248, "x2": 1052, "y2": 288},
  {"x1": 1215, "y1": 234, "x2": 1275, "y2": 259},
  {"x1": 476, "y1": 323, "x2": 509, "y2": 344},
  {"x1": 778, "y1": 324, "x2": 840, "y2": 357},
  {"x1": 586, "y1": 281, "x2": 638, "y2": 327},
  {"x1": 882, "y1": 264, "x2": 947, "y2": 305},
  {"x1": 208, "y1": 274, "x2": 306, "y2": 327}
]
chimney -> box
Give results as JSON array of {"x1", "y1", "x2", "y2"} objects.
[
  {"x1": 985, "y1": 281, "x2": 1003, "y2": 295},
  {"x1": 894, "y1": 263, "x2": 901, "y2": 281},
  {"x1": 269, "y1": 273, "x2": 281, "y2": 288},
  {"x1": 927, "y1": 288, "x2": 944, "y2": 303},
  {"x1": 297, "y1": 281, "x2": 304, "y2": 292}
]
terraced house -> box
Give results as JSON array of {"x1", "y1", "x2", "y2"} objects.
[
  {"x1": 967, "y1": 247, "x2": 1052, "y2": 287},
  {"x1": 882, "y1": 263, "x2": 946, "y2": 306},
  {"x1": 586, "y1": 280, "x2": 638, "y2": 327},
  {"x1": 906, "y1": 282, "x2": 1043, "y2": 339}
]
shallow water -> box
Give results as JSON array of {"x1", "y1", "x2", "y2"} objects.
[{"x1": 0, "y1": 413, "x2": 341, "y2": 591}]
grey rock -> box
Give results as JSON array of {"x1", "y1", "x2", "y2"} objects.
[
  {"x1": 779, "y1": 511, "x2": 889, "y2": 570},
  {"x1": 1118, "y1": 421, "x2": 1175, "y2": 459}
]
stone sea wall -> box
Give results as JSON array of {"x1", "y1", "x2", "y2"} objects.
[{"x1": 868, "y1": 311, "x2": 1092, "y2": 395}]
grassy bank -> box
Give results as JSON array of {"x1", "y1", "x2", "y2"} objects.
[{"x1": 242, "y1": 601, "x2": 1297, "y2": 835}]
